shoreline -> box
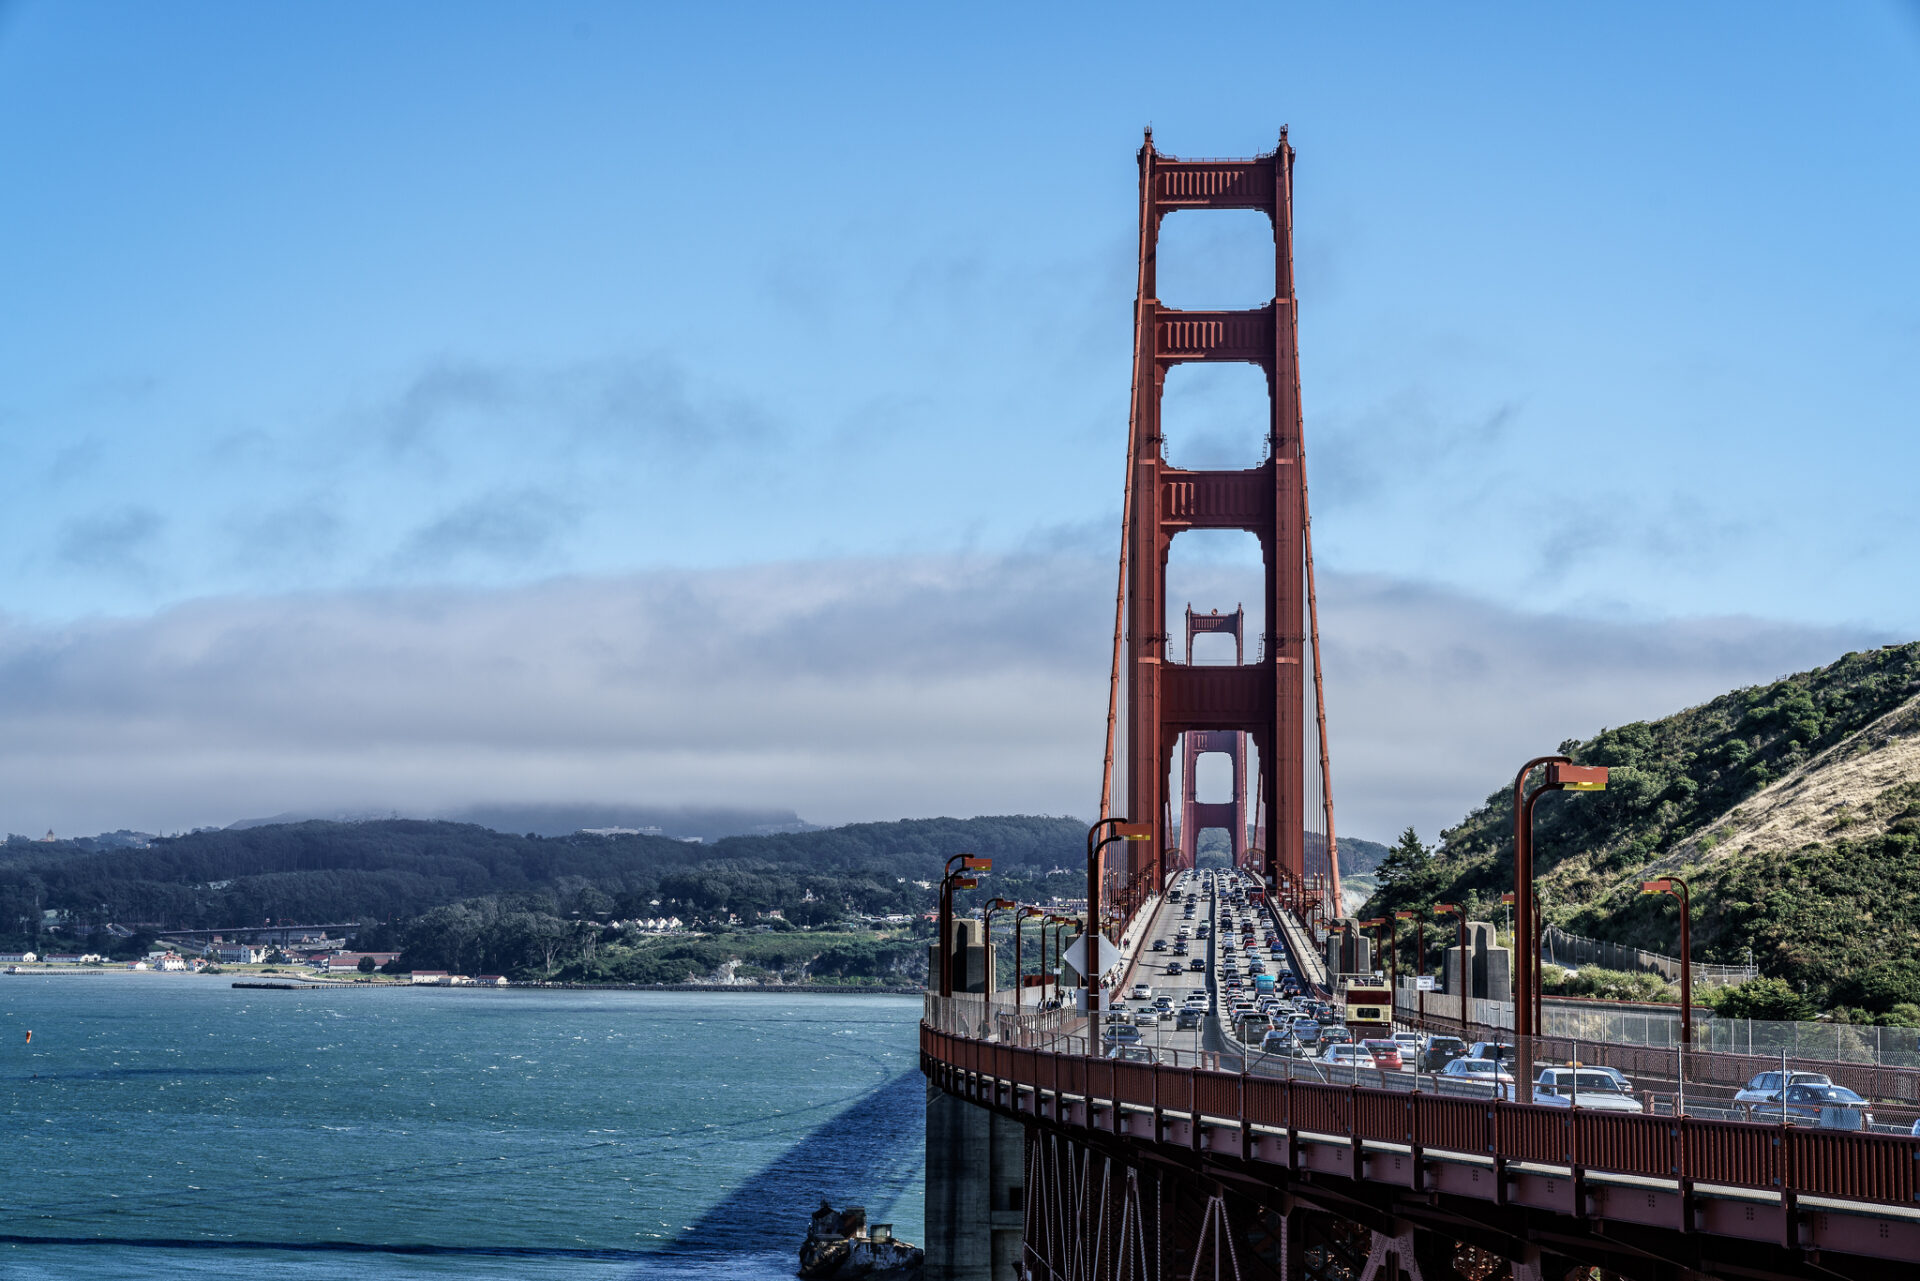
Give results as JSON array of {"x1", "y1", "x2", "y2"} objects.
[{"x1": 6, "y1": 967, "x2": 924, "y2": 996}]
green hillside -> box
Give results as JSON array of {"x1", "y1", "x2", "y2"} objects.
[
  {"x1": 1359, "y1": 641, "x2": 1920, "y2": 1014},
  {"x1": 0, "y1": 814, "x2": 1087, "y2": 952}
]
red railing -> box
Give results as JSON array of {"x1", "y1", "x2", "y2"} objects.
[{"x1": 922, "y1": 1026, "x2": 1920, "y2": 1210}]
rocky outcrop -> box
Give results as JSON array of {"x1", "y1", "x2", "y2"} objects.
[{"x1": 798, "y1": 1200, "x2": 924, "y2": 1280}]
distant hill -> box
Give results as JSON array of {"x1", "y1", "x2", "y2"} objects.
[
  {"x1": 228, "y1": 803, "x2": 816, "y2": 842},
  {"x1": 1337, "y1": 836, "x2": 1390, "y2": 877},
  {"x1": 1360, "y1": 641, "x2": 1920, "y2": 1011},
  {"x1": 0, "y1": 814, "x2": 1088, "y2": 945}
]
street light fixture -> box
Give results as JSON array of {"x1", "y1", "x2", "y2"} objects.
[
  {"x1": 1359, "y1": 915, "x2": 1397, "y2": 991},
  {"x1": 937, "y1": 853, "x2": 993, "y2": 998},
  {"x1": 1397, "y1": 909, "x2": 1423, "y2": 1022},
  {"x1": 1512, "y1": 757, "x2": 1606, "y2": 1092},
  {"x1": 1642, "y1": 876, "x2": 1694, "y2": 1045},
  {"x1": 1016, "y1": 906, "x2": 1046, "y2": 1006},
  {"x1": 982, "y1": 899, "x2": 1017, "y2": 1004},
  {"x1": 1045, "y1": 914, "x2": 1079, "y2": 1010},
  {"x1": 1432, "y1": 903, "x2": 1464, "y2": 1031},
  {"x1": 1085, "y1": 818, "x2": 1151, "y2": 1014},
  {"x1": 1511, "y1": 758, "x2": 1608, "y2": 1036}
]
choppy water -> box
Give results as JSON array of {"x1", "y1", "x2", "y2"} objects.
[{"x1": 0, "y1": 975, "x2": 926, "y2": 1280}]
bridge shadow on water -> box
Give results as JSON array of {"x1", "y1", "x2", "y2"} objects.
[{"x1": 666, "y1": 1067, "x2": 926, "y2": 1256}]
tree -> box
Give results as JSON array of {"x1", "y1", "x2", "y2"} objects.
[
  {"x1": 1709, "y1": 976, "x2": 1815, "y2": 1022},
  {"x1": 1374, "y1": 827, "x2": 1439, "y2": 898},
  {"x1": 357, "y1": 955, "x2": 377, "y2": 974}
]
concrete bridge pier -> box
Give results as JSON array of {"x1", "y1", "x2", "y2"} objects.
[
  {"x1": 924, "y1": 1087, "x2": 1025, "y2": 1281},
  {"x1": 925, "y1": 919, "x2": 1024, "y2": 1281}
]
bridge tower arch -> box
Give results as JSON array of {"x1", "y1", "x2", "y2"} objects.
[
  {"x1": 1103, "y1": 129, "x2": 1339, "y2": 919},
  {"x1": 1177, "y1": 607, "x2": 1250, "y2": 873}
]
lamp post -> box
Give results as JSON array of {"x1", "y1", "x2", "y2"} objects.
[
  {"x1": 1398, "y1": 909, "x2": 1423, "y2": 1024},
  {"x1": 1086, "y1": 818, "x2": 1152, "y2": 1015},
  {"x1": 1016, "y1": 906, "x2": 1045, "y2": 1007},
  {"x1": 1642, "y1": 876, "x2": 1694, "y2": 1045},
  {"x1": 983, "y1": 898, "x2": 1016, "y2": 1004},
  {"x1": 937, "y1": 853, "x2": 993, "y2": 998},
  {"x1": 1046, "y1": 915, "x2": 1077, "y2": 1012},
  {"x1": 1433, "y1": 903, "x2": 1464, "y2": 1031},
  {"x1": 1512, "y1": 757, "x2": 1607, "y2": 1091},
  {"x1": 1359, "y1": 917, "x2": 1395, "y2": 991}
]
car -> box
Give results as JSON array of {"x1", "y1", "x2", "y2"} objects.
[
  {"x1": 1320, "y1": 1026, "x2": 1354, "y2": 1047},
  {"x1": 1175, "y1": 1009, "x2": 1204, "y2": 1030},
  {"x1": 1151, "y1": 939, "x2": 1167, "y2": 952},
  {"x1": 1103, "y1": 1023, "x2": 1144, "y2": 1044},
  {"x1": 1133, "y1": 1009, "x2": 1158, "y2": 1025},
  {"x1": 1466, "y1": 1041, "x2": 1517, "y2": 1066},
  {"x1": 1176, "y1": 926, "x2": 1192, "y2": 938},
  {"x1": 1750, "y1": 1084, "x2": 1874, "y2": 1129},
  {"x1": 1320, "y1": 1044, "x2": 1374, "y2": 1067},
  {"x1": 1188, "y1": 959, "x2": 1205, "y2": 972},
  {"x1": 1130, "y1": 983, "x2": 1153, "y2": 1000},
  {"x1": 1359, "y1": 1039, "x2": 1404, "y2": 1070},
  {"x1": 1236, "y1": 1014, "x2": 1272, "y2": 1042},
  {"x1": 1440, "y1": 1058, "x2": 1516, "y2": 1097},
  {"x1": 1165, "y1": 962, "x2": 1184, "y2": 975},
  {"x1": 1531, "y1": 1067, "x2": 1644, "y2": 1111},
  {"x1": 1419, "y1": 1036, "x2": 1467, "y2": 1072},
  {"x1": 1733, "y1": 1071, "x2": 1834, "y2": 1106},
  {"x1": 1392, "y1": 1031, "x2": 1422, "y2": 1056},
  {"x1": 1172, "y1": 944, "x2": 1189, "y2": 956},
  {"x1": 1197, "y1": 925, "x2": 1211, "y2": 938},
  {"x1": 1105, "y1": 1044, "x2": 1157, "y2": 1062},
  {"x1": 1154, "y1": 995, "x2": 1175, "y2": 1009}
]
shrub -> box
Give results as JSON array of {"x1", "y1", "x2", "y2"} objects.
[{"x1": 1706, "y1": 976, "x2": 1815, "y2": 1022}]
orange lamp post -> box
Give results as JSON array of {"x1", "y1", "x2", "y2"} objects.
[{"x1": 1642, "y1": 876, "x2": 1694, "y2": 1045}]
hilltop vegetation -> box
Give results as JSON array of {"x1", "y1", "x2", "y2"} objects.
[
  {"x1": 0, "y1": 814, "x2": 1088, "y2": 982},
  {"x1": 1360, "y1": 641, "x2": 1920, "y2": 1014}
]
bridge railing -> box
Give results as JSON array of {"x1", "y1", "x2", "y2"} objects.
[
  {"x1": 1393, "y1": 1003, "x2": 1920, "y2": 1125},
  {"x1": 921, "y1": 1023, "x2": 1920, "y2": 1213}
]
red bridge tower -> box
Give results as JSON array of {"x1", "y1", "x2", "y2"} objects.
[{"x1": 1100, "y1": 129, "x2": 1339, "y2": 922}]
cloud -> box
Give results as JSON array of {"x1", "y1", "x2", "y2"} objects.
[
  {"x1": 366, "y1": 354, "x2": 775, "y2": 465},
  {"x1": 54, "y1": 506, "x2": 165, "y2": 578},
  {"x1": 394, "y1": 487, "x2": 580, "y2": 570},
  {"x1": 223, "y1": 498, "x2": 343, "y2": 570},
  {"x1": 1312, "y1": 387, "x2": 1520, "y2": 512},
  {"x1": 0, "y1": 558, "x2": 1891, "y2": 842}
]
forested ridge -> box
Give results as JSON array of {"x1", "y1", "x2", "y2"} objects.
[
  {"x1": 1359, "y1": 641, "x2": 1920, "y2": 1017},
  {"x1": 0, "y1": 814, "x2": 1088, "y2": 983}
]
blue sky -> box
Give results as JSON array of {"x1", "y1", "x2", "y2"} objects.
[{"x1": 2, "y1": 3, "x2": 1917, "y2": 838}]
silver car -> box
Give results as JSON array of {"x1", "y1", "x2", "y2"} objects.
[{"x1": 1732, "y1": 1070, "x2": 1833, "y2": 1107}]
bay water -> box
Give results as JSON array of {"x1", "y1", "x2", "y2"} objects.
[{"x1": 1, "y1": 975, "x2": 926, "y2": 1280}]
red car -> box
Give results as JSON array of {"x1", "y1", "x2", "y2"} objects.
[{"x1": 1359, "y1": 1039, "x2": 1404, "y2": 1070}]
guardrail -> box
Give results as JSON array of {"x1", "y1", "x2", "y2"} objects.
[
  {"x1": 920, "y1": 1022, "x2": 1920, "y2": 1214},
  {"x1": 1396, "y1": 1004, "x2": 1920, "y2": 1116}
]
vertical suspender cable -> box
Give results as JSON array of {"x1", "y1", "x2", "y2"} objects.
[
  {"x1": 1301, "y1": 460, "x2": 1339, "y2": 913},
  {"x1": 1101, "y1": 135, "x2": 1155, "y2": 824}
]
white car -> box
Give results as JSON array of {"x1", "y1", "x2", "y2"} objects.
[
  {"x1": 1320, "y1": 1044, "x2": 1374, "y2": 1067},
  {"x1": 1129, "y1": 983, "x2": 1152, "y2": 1001},
  {"x1": 1531, "y1": 1068, "x2": 1643, "y2": 1112},
  {"x1": 1392, "y1": 1031, "x2": 1422, "y2": 1056}
]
